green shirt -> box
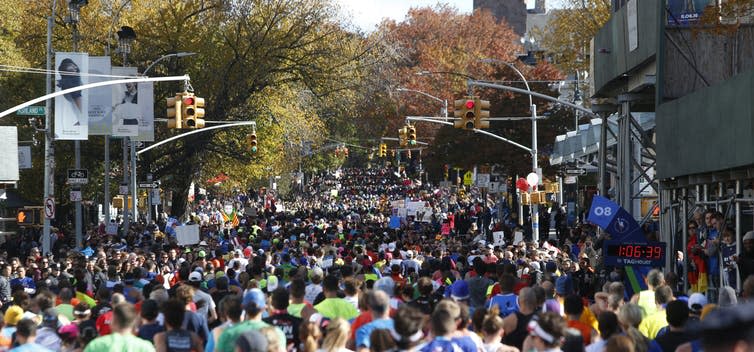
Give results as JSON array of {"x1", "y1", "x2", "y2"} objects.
[
  {"x1": 83, "y1": 332, "x2": 155, "y2": 352},
  {"x1": 314, "y1": 298, "x2": 359, "y2": 321},
  {"x1": 288, "y1": 303, "x2": 306, "y2": 318},
  {"x1": 216, "y1": 320, "x2": 286, "y2": 352},
  {"x1": 55, "y1": 303, "x2": 74, "y2": 322}
]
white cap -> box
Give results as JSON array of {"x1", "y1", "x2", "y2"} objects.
[
  {"x1": 188, "y1": 271, "x2": 203, "y2": 282},
  {"x1": 744, "y1": 231, "x2": 754, "y2": 241}
]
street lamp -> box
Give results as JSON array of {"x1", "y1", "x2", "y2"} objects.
[
  {"x1": 116, "y1": 25, "x2": 137, "y2": 235},
  {"x1": 143, "y1": 52, "x2": 197, "y2": 76},
  {"x1": 479, "y1": 58, "x2": 542, "y2": 243},
  {"x1": 395, "y1": 88, "x2": 448, "y2": 122}
]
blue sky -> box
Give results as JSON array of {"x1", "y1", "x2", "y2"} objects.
[{"x1": 335, "y1": 0, "x2": 567, "y2": 31}]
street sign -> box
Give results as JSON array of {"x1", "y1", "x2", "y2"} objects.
[
  {"x1": 67, "y1": 169, "x2": 88, "y2": 184},
  {"x1": 69, "y1": 190, "x2": 82, "y2": 202},
  {"x1": 476, "y1": 173, "x2": 490, "y2": 188},
  {"x1": 565, "y1": 168, "x2": 586, "y2": 176},
  {"x1": 463, "y1": 171, "x2": 473, "y2": 186},
  {"x1": 151, "y1": 188, "x2": 161, "y2": 205},
  {"x1": 44, "y1": 197, "x2": 55, "y2": 219},
  {"x1": 139, "y1": 181, "x2": 160, "y2": 189},
  {"x1": 119, "y1": 183, "x2": 129, "y2": 195},
  {"x1": 16, "y1": 106, "x2": 46, "y2": 116}
]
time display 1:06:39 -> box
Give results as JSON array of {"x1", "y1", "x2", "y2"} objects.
[{"x1": 616, "y1": 245, "x2": 663, "y2": 259}]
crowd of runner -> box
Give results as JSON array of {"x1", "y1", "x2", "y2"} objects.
[{"x1": 2, "y1": 167, "x2": 754, "y2": 352}]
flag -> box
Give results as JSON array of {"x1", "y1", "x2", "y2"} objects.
[{"x1": 221, "y1": 208, "x2": 240, "y2": 227}]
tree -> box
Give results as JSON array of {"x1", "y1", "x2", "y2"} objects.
[
  {"x1": 534, "y1": 0, "x2": 611, "y2": 75},
  {"x1": 368, "y1": 5, "x2": 566, "y2": 178}
]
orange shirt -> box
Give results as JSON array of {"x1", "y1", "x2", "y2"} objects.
[{"x1": 567, "y1": 319, "x2": 593, "y2": 345}]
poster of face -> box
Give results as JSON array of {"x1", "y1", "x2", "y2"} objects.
[
  {"x1": 666, "y1": 0, "x2": 715, "y2": 25},
  {"x1": 110, "y1": 67, "x2": 155, "y2": 141},
  {"x1": 87, "y1": 56, "x2": 112, "y2": 135},
  {"x1": 54, "y1": 52, "x2": 89, "y2": 140}
]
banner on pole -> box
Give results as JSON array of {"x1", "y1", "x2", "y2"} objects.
[
  {"x1": 87, "y1": 56, "x2": 112, "y2": 135},
  {"x1": 111, "y1": 67, "x2": 139, "y2": 137},
  {"x1": 55, "y1": 52, "x2": 89, "y2": 140}
]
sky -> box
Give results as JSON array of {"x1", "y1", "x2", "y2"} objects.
[{"x1": 334, "y1": 0, "x2": 567, "y2": 31}]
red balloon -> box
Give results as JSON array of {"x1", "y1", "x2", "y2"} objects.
[{"x1": 516, "y1": 178, "x2": 529, "y2": 192}]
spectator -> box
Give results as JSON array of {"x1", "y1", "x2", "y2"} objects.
[{"x1": 586, "y1": 311, "x2": 619, "y2": 352}]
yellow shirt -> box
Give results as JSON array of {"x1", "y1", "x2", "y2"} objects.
[{"x1": 638, "y1": 309, "x2": 667, "y2": 339}]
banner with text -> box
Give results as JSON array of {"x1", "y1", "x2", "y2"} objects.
[
  {"x1": 87, "y1": 56, "x2": 112, "y2": 135},
  {"x1": 111, "y1": 66, "x2": 155, "y2": 140}
]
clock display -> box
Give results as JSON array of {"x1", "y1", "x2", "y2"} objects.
[{"x1": 603, "y1": 241, "x2": 666, "y2": 267}]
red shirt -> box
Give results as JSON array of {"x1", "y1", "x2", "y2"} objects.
[{"x1": 96, "y1": 311, "x2": 113, "y2": 335}]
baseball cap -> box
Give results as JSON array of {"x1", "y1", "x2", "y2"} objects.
[
  {"x1": 688, "y1": 293, "x2": 708, "y2": 313},
  {"x1": 58, "y1": 323, "x2": 79, "y2": 339},
  {"x1": 4, "y1": 306, "x2": 23, "y2": 326},
  {"x1": 374, "y1": 277, "x2": 396, "y2": 296},
  {"x1": 243, "y1": 288, "x2": 267, "y2": 311},
  {"x1": 744, "y1": 231, "x2": 754, "y2": 241},
  {"x1": 188, "y1": 271, "x2": 203, "y2": 282},
  {"x1": 197, "y1": 250, "x2": 206, "y2": 258}
]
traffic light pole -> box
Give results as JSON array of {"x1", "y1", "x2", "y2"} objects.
[{"x1": 42, "y1": 1, "x2": 59, "y2": 256}]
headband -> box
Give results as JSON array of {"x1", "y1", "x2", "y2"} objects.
[
  {"x1": 388, "y1": 328, "x2": 423, "y2": 343},
  {"x1": 527, "y1": 320, "x2": 555, "y2": 344},
  {"x1": 74, "y1": 309, "x2": 91, "y2": 316}
]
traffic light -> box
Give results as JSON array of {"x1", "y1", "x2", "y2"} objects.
[
  {"x1": 398, "y1": 126, "x2": 408, "y2": 147},
  {"x1": 407, "y1": 125, "x2": 417, "y2": 145},
  {"x1": 247, "y1": 133, "x2": 258, "y2": 153},
  {"x1": 454, "y1": 97, "x2": 476, "y2": 130},
  {"x1": 181, "y1": 93, "x2": 206, "y2": 129},
  {"x1": 443, "y1": 164, "x2": 449, "y2": 180},
  {"x1": 379, "y1": 143, "x2": 387, "y2": 157},
  {"x1": 166, "y1": 94, "x2": 182, "y2": 129},
  {"x1": 16, "y1": 208, "x2": 40, "y2": 226},
  {"x1": 474, "y1": 97, "x2": 490, "y2": 129}
]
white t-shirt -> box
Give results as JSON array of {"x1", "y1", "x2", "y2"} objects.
[{"x1": 193, "y1": 289, "x2": 216, "y2": 320}]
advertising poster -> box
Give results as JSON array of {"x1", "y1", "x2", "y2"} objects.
[
  {"x1": 54, "y1": 52, "x2": 89, "y2": 140},
  {"x1": 666, "y1": 0, "x2": 715, "y2": 25},
  {"x1": 110, "y1": 66, "x2": 139, "y2": 137},
  {"x1": 132, "y1": 81, "x2": 154, "y2": 142},
  {"x1": 87, "y1": 56, "x2": 112, "y2": 135}
]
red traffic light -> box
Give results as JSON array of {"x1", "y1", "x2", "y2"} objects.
[
  {"x1": 465, "y1": 100, "x2": 475, "y2": 109},
  {"x1": 183, "y1": 97, "x2": 194, "y2": 105}
]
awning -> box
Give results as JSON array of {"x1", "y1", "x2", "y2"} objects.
[{"x1": 549, "y1": 112, "x2": 655, "y2": 165}]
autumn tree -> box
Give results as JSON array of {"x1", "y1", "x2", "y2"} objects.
[
  {"x1": 367, "y1": 5, "x2": 566, "y2": 179},
  {"x1": 534, "y1": 0, "x2": 611, "y2": 75}
]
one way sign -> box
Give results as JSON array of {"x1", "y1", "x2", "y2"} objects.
[{"x1": 138, "y1": 181, "x2": 160, "y2": 189}]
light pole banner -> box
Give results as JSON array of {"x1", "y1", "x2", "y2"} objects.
[
  {"x1": 54, "y1": 52, "x2": 89, "y2": 140},
  {"x1": 132, "y1": 81, "x2": 155, "y2": 142},
  {"x1": 111, "y1": 66, "x2": 139, "y2": 137},
  {"x1": 110, "y1": 67, "x2": 154, "y2": 141},
  {"x1": 87, "y1": 56, "x2": 112, "y2": 135}
]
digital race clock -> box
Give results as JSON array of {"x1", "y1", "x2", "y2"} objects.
[{"x1": 603, "y1": 240, "x2": 666, "y2": 267}]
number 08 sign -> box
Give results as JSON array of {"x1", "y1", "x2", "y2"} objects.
[{"x1": 586, "y1": 196, "x2": 643, "y2": 243}]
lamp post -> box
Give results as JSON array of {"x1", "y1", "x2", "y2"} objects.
[
  {"x1": 116, "y1": 26, "x2": 136, "y2": 236},
  {"x1": 395, "y1": 88, "x2": 448, "y2": 122},
  {"x1": 478, "y1": 59, "x2": 541, "y2": 244},
  {"x1": 67, "y1": 0, "x2": 88, "y2": 249}
]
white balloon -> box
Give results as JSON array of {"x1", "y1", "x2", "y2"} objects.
[{"x1": 526, "y1": 172, "x2": 539, "y2": 187}]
